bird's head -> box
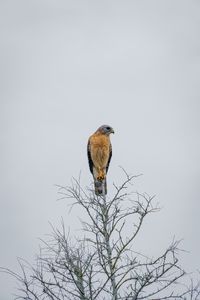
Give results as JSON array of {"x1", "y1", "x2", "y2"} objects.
[{"x1": 97, "y1": 125, "x2": 114, "y2": 135}]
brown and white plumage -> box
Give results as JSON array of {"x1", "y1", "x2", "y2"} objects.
[{"x1": 87, "y1": 125, "x2": 114, "y2": 195}]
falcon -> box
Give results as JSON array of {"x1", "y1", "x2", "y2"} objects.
[{"x1": 87, "y1": 125, "x2": 114, "y2": 195}]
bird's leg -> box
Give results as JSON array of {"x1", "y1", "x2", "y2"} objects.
[{"x1": 97, "y1": 168, "x2": 105, "y2": 181}]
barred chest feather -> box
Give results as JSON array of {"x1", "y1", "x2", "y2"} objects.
[{"x1": 90, "y1": 135, "x2": 110, "y2": 165}]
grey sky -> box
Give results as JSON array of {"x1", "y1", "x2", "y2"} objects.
[{"x1": 0, "y1": 1, "x2": 200, "y2": 298}]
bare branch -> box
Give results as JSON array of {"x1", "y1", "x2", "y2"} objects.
[{"x1": 2, "y1": 171, "x2": 200, "y2": 300}]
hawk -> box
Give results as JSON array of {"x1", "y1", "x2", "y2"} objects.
[{"x1": 87, "y1": 125, "x2": 114, "y2": 195}]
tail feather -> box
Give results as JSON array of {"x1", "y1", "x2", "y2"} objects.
[{"x1": 94, "y1": 178, "x2": 107, "y2": 196}]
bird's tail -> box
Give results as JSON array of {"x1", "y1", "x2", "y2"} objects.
[{"x1": 94, "y1": 177, "x2": 107, "y2": 196}]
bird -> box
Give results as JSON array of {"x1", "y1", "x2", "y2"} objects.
[{"x1": 87, "y1": 125, "x2": 114, "y2": 195}]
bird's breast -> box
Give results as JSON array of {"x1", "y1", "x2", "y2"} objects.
[{"x1": 90, "y1": 135, "x2": 110, "y2": 166}]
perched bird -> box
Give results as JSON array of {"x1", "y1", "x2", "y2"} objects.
[{"x1": 87, "y1": 125, "x2": 114, "y2": 195}]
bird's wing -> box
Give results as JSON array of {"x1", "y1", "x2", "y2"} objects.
[
  {"x1": 106, "y1": 143, "x2": 112, "y2": 173},
  {"x1": 87, "y1": 138, "x2": 94, "y2": 174}
]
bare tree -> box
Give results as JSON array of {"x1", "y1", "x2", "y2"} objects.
[{"x1": 2, "y1": 171, "x2": 200, "y2": 299}]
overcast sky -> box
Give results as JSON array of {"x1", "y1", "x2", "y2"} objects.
[{"x1": 0, "y1": 1, "x2": 200, "y2": 299}]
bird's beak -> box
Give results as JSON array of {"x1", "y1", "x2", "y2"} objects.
[{"x1": 111, "y1": 128, "x2": 115, "y2": 134}]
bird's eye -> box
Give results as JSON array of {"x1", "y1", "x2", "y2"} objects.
[{"x1": 106, "y1": 126, "x2": 110, "y2": 130}]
